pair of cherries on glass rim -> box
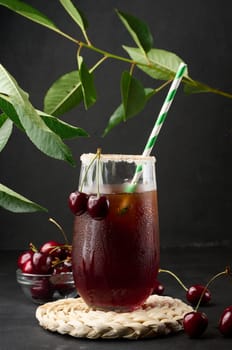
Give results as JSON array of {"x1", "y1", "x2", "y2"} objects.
[
  {"x1": 69, "y1": 148, "x2": 109, "y2": 220},
  {"x1": 68, "y1": 190, "x2": 109, "y2": 220},
  {"x1": 155, "y1": 267, "x2": 232, "y2": 338}
]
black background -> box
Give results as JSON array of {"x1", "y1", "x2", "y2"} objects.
[{"x1": 0, "y1": 0, "x2": 232, "y2": 250}]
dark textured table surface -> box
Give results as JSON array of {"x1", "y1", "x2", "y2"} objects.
[{"x1": 0, "y1": 247, "x2": 232, "y2": 350}]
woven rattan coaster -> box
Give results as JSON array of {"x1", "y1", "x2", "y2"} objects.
[{"x1": 36, "y1": 295, "x2": 193, "y2": 340}]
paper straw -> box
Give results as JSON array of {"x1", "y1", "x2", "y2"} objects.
[{"x1": 127, "y1": 62, "x2": 187, "y2": 192}]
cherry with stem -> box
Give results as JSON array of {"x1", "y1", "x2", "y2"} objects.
[
  {"x1": 68, "y1": 149, "x2": 100, "y2": 216},
  {"x1": 159, "y1": 268, "x2": 211, "y2": 306},
  {"x1": 86, "y1": 148, "x2": 109, "y2": 220}
]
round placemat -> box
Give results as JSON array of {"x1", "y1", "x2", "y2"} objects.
[{"x1": 36, "y1": 295, "x2": 193, "y2": 339}]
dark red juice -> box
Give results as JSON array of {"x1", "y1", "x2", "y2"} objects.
[{"x1": 72, "y1": 190, "x2": 159, "y2": 311}]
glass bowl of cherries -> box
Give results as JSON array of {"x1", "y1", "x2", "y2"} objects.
[{"x1": 16, "y1": 221, "x2": 78, "y2": 304}]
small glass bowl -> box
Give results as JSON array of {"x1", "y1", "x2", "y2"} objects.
[{"x1": 16, "y1": 269, "x2": 78, "y2": 304}]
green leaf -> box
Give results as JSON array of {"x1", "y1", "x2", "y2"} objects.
[
  {"x1": 183, "y1": 79, "x2": 215, "y2": 94},
  {"x1": 103, "y1": 88, "x2": 153, "y2": 136},
  {"x1": 0, "y1": 183, "x2": 47, "y2": 213},
  {"x1": 116, "y1": 9, "x2": 153, "y2": 53},
  {"x1": 44, "y1": 71, "x2": 83, "y2": 116},
  {"x1": 144, "y1": 88, "x2": 156, "y2": 101},
  {"x1": 0, "y1": 64, "x2": 75, "y2": 165},
  {"x1": 0, "y1": 113, "x2": 7, "y2": 126},
  {"x1": 0, "y1": 114, "x2": 13, "y2": 151},
  {"x1": 123, "y1": 46, "x2": 188, "y2": 80},
  {"x1": 59, "y1": 0, "x2": 88, "y2": 40},
  {"x1": 78, "y1": 56, "x2": 97, "y2": 109},
  {"x1": 0, "y1": 94, "x2": 24, "y2": 130},
  {"x1": 0, "y1": 0, "x2": 61, "y2": 34},
  {"x1": 103, "y1": 104, "x2": 124, "y2": 136},
  {"x1": 38, "y1": 110, "x2": 89, "y2": 139},
  {"x1": 121, "y1": 71, "x2": 146, "y2": 120},
  {"x1": 123, "y1": 47, "x2": 217, "y2": 95}
]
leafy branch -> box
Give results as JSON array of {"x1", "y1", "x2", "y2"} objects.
[{"x1": 0, "y1": 0, "x2": 231, "y2": 213}]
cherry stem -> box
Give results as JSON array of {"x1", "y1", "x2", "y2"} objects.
[
  {"x1": 195, "y1": 266, "x2": 231, "y2": 311},
  {"x1": 52, "y1": 255, "x2": 72, "y2": 268},
  {"x1": 49, "y1": 244, "x2": 71, "y2": 256},
  {"x1": 96, "y1": 148, "x2": 101, "y2": 198},
  {"x1": 159, "y1": 268, "x2": 188, "y2": 291},
  {"x1": 49, "y1": 218, "x2": 68, "y2": 244},
  {"x1": 29, "y1": 242, "x2": 38, "y2": 253}
]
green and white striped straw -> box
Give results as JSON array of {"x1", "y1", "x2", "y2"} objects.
[{"x1": 127, "y1": 62, "x2": 187, "y2": 192}]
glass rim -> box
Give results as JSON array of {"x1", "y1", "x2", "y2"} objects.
[
  {"x1": 16, "y1": 268, "x2": 73, "y2": 278},
  {"x1": 80, "y1": 153, "x2": 156, "y2": 163}
]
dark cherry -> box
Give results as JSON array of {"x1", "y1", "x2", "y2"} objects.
[
  {"x1": 32, "y1": 252, "x2": 53, "y2": 274},
  {"x1": 21, "y1": 258, "x2": 36, "y2": 274},
  {"x1": 153, "y1": 280, "x2": 165, "y2": 295},
  {"x1": 218, "y1": 306, "x2": 232, "y2": 337},
  {"x1": 31, "y1": 279, "x2": 54, "y2": 300},
  {"x1": 53, "y1": 265, "x2": 71, "y2": 275},
  {"x1": 53, "y1": 259, "x2": 72, "y2": 274},
  {"x1": 48, "y1": 245, "x2": 63, "y2": 259},
  {"x1": 87, "y1": 195, "x2": 109, "y2": 220},
  {"x1": 40, "y1": 240, "x2": 61, "y2": 254},
  {"x1": 183, "y1": 311, "x2": 208, "y2": 338},
  {"x1": 68, "y1": 191, "x2": 88, "y2": 215},
  {"x1": 48, "y1": 245, "x2": 71, "y2": 262},
  {"x1": 17, "y1": 250, "x2": 34, "y2": 269},
  {"x1": 186, "y1": 284, "x2": 211, "y2": 306},
  {"x1": 50, "y1": 262, "x2": 72, "y2": 293},
  {"x1": 58, "y1": 245, "x2": 72, "y2": 260}
]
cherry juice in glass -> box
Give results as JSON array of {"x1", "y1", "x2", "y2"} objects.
[{"x1": 72, "y1": 154, "x2": 160, "y2": 311}]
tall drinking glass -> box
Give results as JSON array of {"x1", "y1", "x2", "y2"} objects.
[{"x1": 72, "y1": 153, "x2": 160, "y2": 311}]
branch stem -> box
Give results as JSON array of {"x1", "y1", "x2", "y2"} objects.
[{"x1": 50, "y1": 28, "x2": 232, "y2": 99}]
